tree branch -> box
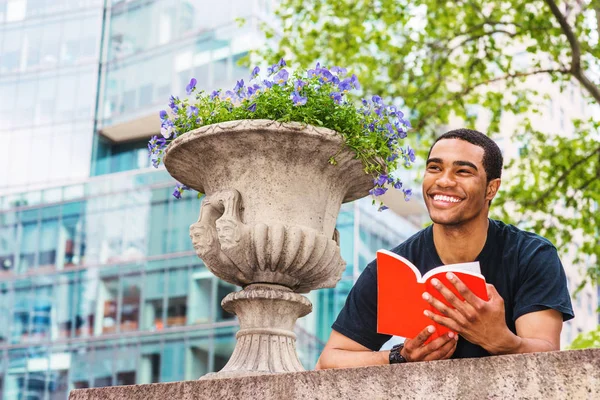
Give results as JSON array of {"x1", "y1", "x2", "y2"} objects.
[
  {"x1": 529, "y1": 144, "x2": 600, "y2": 207},
  {"x1": 414, "y1": 68, "x2": 569, "y2": 131},
  {"x1": 544, "y1": 0, "x2": 600, "y2": 103}
]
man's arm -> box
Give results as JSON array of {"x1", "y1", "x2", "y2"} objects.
[
  {"x1": 490, "y1": 309, "x2": 562, "y2": 354},
  {"x1": 316, "y1": 330, "x2": 389, "y2": 370},
  {"x1": 316, "y1": 326, "x2": 458, "y2": 370}
]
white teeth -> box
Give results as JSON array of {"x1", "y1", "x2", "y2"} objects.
[{"x1": 433, "y1": 195, "x2": 461, "y2": 203}]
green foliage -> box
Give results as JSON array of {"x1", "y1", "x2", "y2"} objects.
[
  {"x1": 569, "y1": 325, "x2": 600, "y2": 349},
  {"x1": 258, "y1": 0, "x2": 600, "y2": 290},
  {"x1": 152, "y1": 64, "x2": 414, "y2": 201}
]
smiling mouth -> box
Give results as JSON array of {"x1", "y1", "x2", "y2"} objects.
[{"x1": 431, "y1": 194, "x2": 463, "y2": 203}]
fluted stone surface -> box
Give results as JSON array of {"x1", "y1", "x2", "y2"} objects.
[{"x1": 69, "y1": 349, "x2": 600, "y2": 400}]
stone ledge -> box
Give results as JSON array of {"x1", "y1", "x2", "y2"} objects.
[{"x1": 70, "y1": 349, "x2": 599, "y2": 400}]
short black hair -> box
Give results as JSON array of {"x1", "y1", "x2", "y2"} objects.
[{"x1": 428, "y1": 128, "x2": 503, "y2": 182}]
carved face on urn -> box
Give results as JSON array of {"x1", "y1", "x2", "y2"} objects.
[
  {"x1": 215, "y1": 218, "x2": 242, "y2": 250},
  {"x1": 189, "y1": 222, "x2": 216, "y2": 256}
]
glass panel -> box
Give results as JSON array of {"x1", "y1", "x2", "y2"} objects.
[
  {"x1": 0, "y1": 282, "x2": 10, "y2": 343},
  {"x1": 142, "y1": 270, "x2": 165, "y2": 331},
  {"x1": 70, "y1": 345, "x2": 92, "y2": 389},
  {"x1": 61, "y1": 201, "x2": 86, "y2": 268},
  {"x1": 98, "y1": 276, "x2": 119, "y2": 335},
  {"x1": 121, "y1": 275, "x2": 141, "y2": 332},
  {"x1": 161, "y1": 340, "x2": 185, "y2": 382},
  {"x1": 114, "y1": 344, "x2": 137, "y2": 386},
  {"x1": 31, "y1": 283, "x2": 53, "y2": 340},
  {"x1": 5, "y1": 349, "x2": 27, "y2": 400},
  {"x1": 186, "y1": 335, "x2": 210, "y2": 380},
  {"x1": 215, "y1": 280, "x2": 236, "y2": 322},
  {"x1": 0, "y1": 224, "x2": 17, "y2": 274},
  {"x1": 75, "y1": 274, "x2": 96, "y2": 338},
  {"x1": 166, "y1": 268, "x2": 188, "y2": 327},
  {"x1": 189, "y1": 269, "x2": 213, "y2": 325},
  {"x1": 91, "y1": 345, "x2": 113, "y2": 387},
  {"x1": 139, "y1": 341, "x2": 161, "y2": 384},
  {"x1": 54, "y1": 276, "x2": 76, "y2": 340},
  {"x1": 11, "y1": 284, "x2": 32, "y2": 344}
]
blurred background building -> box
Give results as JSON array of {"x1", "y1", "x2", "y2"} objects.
[
  {"x1": 0, "y1": 0, "x2": 596, "y2": 399},
  {"x1": 0, "y1": 1, "x2": 425, "y2": 398}
]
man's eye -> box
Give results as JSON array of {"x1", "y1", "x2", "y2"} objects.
[
  {"x1": 458, "y1": 170, "x2": 471, "y2": 174},
  {"x1": 427, "y1": 166, "x2": 440, "y2": 171}
]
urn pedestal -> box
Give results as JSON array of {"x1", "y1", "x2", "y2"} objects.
[{"x1": 163, "y1": 120, "x2": 373, "y2": 378}]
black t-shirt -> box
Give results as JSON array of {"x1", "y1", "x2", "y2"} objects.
[{"x1": 332, "y1": 219, "x2": 575, "y2": 358}]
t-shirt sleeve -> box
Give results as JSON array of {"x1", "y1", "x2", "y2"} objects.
[
  {"x1": 331, "y1": 262, "x2": 392, "y2": 351},
  {"x1": 513, "y1": 243, "x2": 574, "y2": 322}
]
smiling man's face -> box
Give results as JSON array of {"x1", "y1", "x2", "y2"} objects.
[{"x1": 423, "y1": 138, "x2": 498, "y2": 226}]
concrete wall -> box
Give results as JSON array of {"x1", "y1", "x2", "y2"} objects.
[{"x1": 70, "y1": 349, "x2": 599, "y2": 400}]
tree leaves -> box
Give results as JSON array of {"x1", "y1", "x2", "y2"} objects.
[{"x1": 257, "y1": 0, "x2": 600, "y2": 343}]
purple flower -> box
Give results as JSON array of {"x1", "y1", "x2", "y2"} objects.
[
  {"x1": 387, "y1": 153, "x2": 399, "y2": 162},
  {"x1": 361, "y1": 98, "x2": 369, "y2": 106},
  {"x1": 148, "y1": 135, "x2": 166, "y2": 153},
  {"x1": 186, "y1": 78, "x2": 197, "y2": 95},
  {"x1": 372, "y1": 95, "x2": 383, "y2": 105},
  {"x1": 350, "y1": 74, "x2": 360, "y2": 89},
  {"x1": 375, "y1": 174, "x2": 388, "y2": 186},
  {"x1": 152, "y1": 156, "x2": 161, "y2": 168},
  {"x1": 234, "y1": 79, "x2": 245, "y2": 94},
  {"x1": 187, "y1": 106, "x2": 198, "y2": 118},
  {"x1": 393, "y1": 180, "x2": 402, "y2": 189},
  {"x1": 168, "y1": 96, "x2": 179, "y2": 112},
  {"x1": 222, "y1": 90, "x2": 237, "y2": 102},
  {"x1": 278, "y1": 58, "x2": 287, "y2": 68},
  {"x1": 338, "y1": 78, "x2": 352, "y2": 93},
  {"x1": 403, "y1": 188, "x2": 413, "y2": 201},
  {"x1": 274, "y1": 69, "x2": 289, "y2": 85},
  {"x1": 291, "y1": 91, "x2": 307, "y2": 106},
  {"x1": 330, "y1": 91, "x2": 342, "y2": 104},
  {"x1": 173, "y1": 182, "x2": 190, "y2": 199},
  {"x1": 406, "y1": 147, "x2": 416, "y2": 163},
  {"x1": 307, "y1": 68, "x2": 319, "y2": 78},
  {"x1": 160, "y1": 119, "x2": 175, "y2": 138},
  {"x1": 210, "y1": 90, "x2": 220, "y2": 99},
  {"x1": 331, "y1": 66, "x2": 348, "y2": 76},
  {"x1": 294, "y1": 79, "x2": 307, "y2": 91},
  {"x1": 250, "y1": 66, "x2": 260, "y2": 79},
  {"x1": 247, "y1": 103, "x2": 257, "y2": 112},
  {"x1": 378, "y1": 205, "x2": 389, "y2": 212},
  {"x1": 369, "y1": 187, "x2": 388, "y2": 196},
  {"x1": 248, "y1": 84, "x2": 262, "y2": 96},
  {"x1": 159, "y1": 110, "x2": 168, "y2": 120},
  {"x1": 320, "y1": 69, "x2": 334, "y2": 83}
]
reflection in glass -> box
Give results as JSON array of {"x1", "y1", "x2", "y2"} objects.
[{"x1": 121, "y1": 275, "x2": 141, "y2": 332}]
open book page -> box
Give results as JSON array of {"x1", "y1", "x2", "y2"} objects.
[{"x1": 421, "y1": 261, "x2": 482, "y2": 282}]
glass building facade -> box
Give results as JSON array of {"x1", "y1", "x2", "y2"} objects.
[{"x1": 0, "y1": 0, "x2": 422, "y2": 398}]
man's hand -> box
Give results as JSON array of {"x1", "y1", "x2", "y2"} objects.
[
  {"x1": 422, "y1": 273, "x2": 517, "y2": 354},
  {"x1": 401, "y1": 325, "x2": 458, "y2": 362}
]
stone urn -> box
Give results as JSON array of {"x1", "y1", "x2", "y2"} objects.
[{"x1": 163, "y1": 119, "x2": 373, "y2": 378}]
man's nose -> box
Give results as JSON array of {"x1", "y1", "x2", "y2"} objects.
[{"x1": 436, "y1": 173, "x2": 456, "y2": 187}]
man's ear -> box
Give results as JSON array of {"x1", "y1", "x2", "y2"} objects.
[{"x1": 486, "y1": 178, "x2": 501, "y2": 201}]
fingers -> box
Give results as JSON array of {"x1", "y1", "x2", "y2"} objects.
[
  {"x1": 446, "y1": 273, "x2": 485, "y2": 306},
  {"x1": 430, "y1": 277, "x2": 475, "y2": 314},
  {"x1": 422, "y1": 333, "x2": 458, "y2": 361},
  {"x1": 406, "y1": 325, "x2": 436, "y2": 349},
  {"x1": 422, "y1": 292, "x2": 466, "y2": 326},
  {"x1": 424, "y1": 309, "x2": 462, "y2": 332}
]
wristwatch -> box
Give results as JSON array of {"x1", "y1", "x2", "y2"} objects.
[{"x1": 389, "y1": 343, "x2": 408, "y2": 364}]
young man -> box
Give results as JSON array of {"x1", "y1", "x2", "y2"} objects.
[{"x1": 316, "y1": 129, "x2": 574, "y2": 369}]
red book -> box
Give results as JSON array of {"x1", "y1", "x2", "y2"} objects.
[{"x1": 377, "y1": 249, "x2": 488, "y2": 343}]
